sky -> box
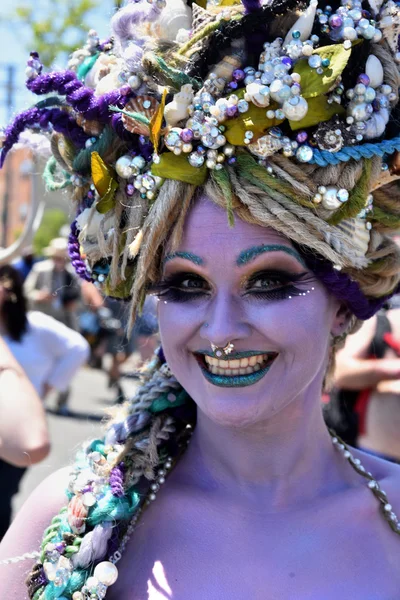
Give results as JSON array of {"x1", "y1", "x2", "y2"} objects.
[{"x1": 0, "y1": 0, "x2": 114, "y2": 128}]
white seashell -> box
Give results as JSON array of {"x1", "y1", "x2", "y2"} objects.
[
  {"x1": 336, "y1": 218, "x2": 371, "y2": 258},
  {"x1": 367, "y1": 0, "x2": 384, "y2": 16},
  {"x1": 283, "y1": 0, "x2": 318, "y2": 46},
  {"x1": 164, "y1": 84, "x2": 194, "y2": 126},
  {"x1": 365, "y1": 54, "x2": 384, "y2": 89},
  {"x1": 248, "y1": 134, "x2": 283, "y2": 158},
  {"x1": 363, "y1": 108, "x2": 389, "y2": 139},
  {"x1": 245, "y1": 82, "x2": 270, "y2": 108},
  {"x1": 379, "y1": 2, "x2": 400, "y2": 56},
  {"x1": 158, "y1": 0, "x2": 192, "y2": 42}
]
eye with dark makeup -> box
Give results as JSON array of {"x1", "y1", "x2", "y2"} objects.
[
  {"x1": 149, "y1": 272, "x2": 211, "y2": 303},
  {"x1": 149, "y1": 269, "x2": 315, "y2": 304},
  {"x1": 243, "y1": 270, "x2": 315, "y2": 301}
]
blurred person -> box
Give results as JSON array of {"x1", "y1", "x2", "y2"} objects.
[
  {"x1": 24, "y1": 237, "x2": 81, "y2": 330},
  {"x1": 12, "y1": 245, "x2": 37, "y2": 282},
  {"x1": 0, "y1": 335, "x2": 50, "y2": 539},
  {"x1": 330, "y1": 307, "x2": 400, "y2": 460},
  {"x1": 0, "y1": 265, "x2": 89, "y2": 414},
  {"x1": 132, "y1": 295, "x2": 159, "y2": 367}
]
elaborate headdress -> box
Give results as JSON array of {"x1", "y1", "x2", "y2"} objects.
[
  {"x1": 2, "y1": 0, "x2": 400, "y2": 323},
  {"x1": 4, "y1": 0, "x2": 400, "y2": 595}
]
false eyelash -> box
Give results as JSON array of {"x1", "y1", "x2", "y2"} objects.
[
  {"x1": 247, "y1": 285, "x2": 308, "y2": 302},
  {"x1": 148, "y1": 272, "x2": 210, "y2": 302}
]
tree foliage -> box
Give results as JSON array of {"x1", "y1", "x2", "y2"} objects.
[
  {"x1": 13, "y1": 0, "x2": 101, "y2": 67},
  {"x1": 33, "y1": 208, "x2": 68, "y2": 255}
]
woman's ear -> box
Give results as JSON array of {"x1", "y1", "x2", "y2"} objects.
[{"x1": 331, "y1": 302, "x2": 353, "y2": 337}]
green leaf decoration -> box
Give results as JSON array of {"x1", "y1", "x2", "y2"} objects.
[
  {"x1": 293, "y1": 44, "x2": 352, "y2": 99},
  {"x1": 77, "y1": 53, "x2": 100, "y2": 81},
  {"x1": 104, "y1": 265, "x2": 135, "y2": 299},
  {"x1": 224, "y1": 102, "x2": 283, "y2": 146},
  {"x1": 151, "y1": 152, "x2": 207, "y2": 186},
  {"x1": 91, "y1": 151, "x2": 117, "y2": 197},
  {"x1": 96, "y1": 179, "x2": 119, "y2": 214},
  {"x1": 149, "y1": 88, "x2": 167, "y2": 153},
  {"x1": 289, "y1": 96, "x2": 345, "y2": 130}
]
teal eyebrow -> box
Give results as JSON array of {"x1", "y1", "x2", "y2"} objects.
[
  {"x1": 164, "y1": 251, "x2": 204, "y2": 266},
  {"x1": 236, "y1": 244, "x2": 306, "y2": 267}
]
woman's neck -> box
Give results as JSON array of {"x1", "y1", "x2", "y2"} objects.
[{"x1": 176, "y1": 385, "x2": 355, "y2": 512}]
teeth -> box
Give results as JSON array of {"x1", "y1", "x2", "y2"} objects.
[{"x1": 203, "y1": 353, "x2": 276, "y2": 377}]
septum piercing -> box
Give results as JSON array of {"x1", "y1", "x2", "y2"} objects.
[{"x1": 211, "y1": 342, "x2": 235, "y2": 358}]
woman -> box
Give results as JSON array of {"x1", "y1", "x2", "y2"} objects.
[
  {"x1": 0, "y1": 265, "x2": 90, "y2": 400},
  {"x1": 0, "y1": 265, "x2": 89, "y2": 538},
  {"x1": 333, "y1": 306, "x2": 400, "y2": 460},
  {"x1": 0, "y1": 335, "x2": 50, "y2": 540},
  {"x1": 1, "y1": 0, "x2": 400, "y2": 596}
]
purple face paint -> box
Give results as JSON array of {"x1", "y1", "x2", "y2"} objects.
[{"x1": 156, "y1": 196, "x2": 342, "y2": 429}]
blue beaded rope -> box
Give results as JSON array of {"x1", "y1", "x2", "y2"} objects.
[{"x1": 309, "y1": 135, "x2": 400, "y2": 167}]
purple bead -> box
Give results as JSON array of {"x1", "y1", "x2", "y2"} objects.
[
  {"x1": 126, "y1": 183, "x2": 135, "y2": 196},
  {"x1": 329, "y1": 14, "x2": 343, "y2": 27},
  {"x1": 180, "y1": 128, "x2": 194, "y2": 142},
  {"x1": 228, "y1": 81, "x2": 239, "y2": 90},
  {"x1": 296, "y1": 131, "x2": 308, "y2": 143},
  {"x1": 228, "y1": 157, "x2": 237, "y2": 165},
  {"x1": 281, "y1": 56, "x2": 293, "y2": 68},
  {"x1": 55, "y1": 542, "x2": 66, "y2": 554},
  {"x1": 232, "y1": 69, "x2": 245, "y2": 81},
  {"x1": 357, "y1": 73, "x2": 370, "y2": 86},
  {"x1": 226, "y1": 104, "x2": 238, "y2": 117}
]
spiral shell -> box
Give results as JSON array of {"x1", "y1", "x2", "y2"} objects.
[
  {"x1": 122, "y1": 96, "x2": 159, "y2": 135},
  {"x1": 337, "y1": 218, "x2": 371, "y2": 258},
  {"x1": 379, "y1": 1, "x2": 400, "y2": 56},
  {"x1": 164, "y1": 84, "x2": 194, "y2": 126},
  {"x1": 68, "y1": 495, "x2": 89, "y2": 535},
  {"x1": 187, "y1": 4, "x2": 216, "y2": 57}
]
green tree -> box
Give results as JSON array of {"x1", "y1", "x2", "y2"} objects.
[
  {"x1": 12, "y1": 0, "x2": 102, "y2": 67},
  {"x1": 33, "y1": 208, "x2": 68, "y2": 256}
]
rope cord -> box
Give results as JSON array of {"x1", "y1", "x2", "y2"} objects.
[
  {"x1": 42, "y1": 156, "x2": 72, "y2": 191},
  {"x1": 310, "y1": 136, "x2": 400, "y2": 166}
]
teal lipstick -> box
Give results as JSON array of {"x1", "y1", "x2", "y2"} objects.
[
  {"x1": 200, "y1": 363, "x2": 273, "y2": 387},
  {"x1": 195, "y1": 350, "x2": 277, "y2": 387}
]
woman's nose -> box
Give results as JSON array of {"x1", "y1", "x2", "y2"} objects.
[{"x1": 199, "y1": 291, "x2": 251, "y2": 347}]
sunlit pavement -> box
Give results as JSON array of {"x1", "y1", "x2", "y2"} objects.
[{"x1": 12, "y1": 360, "x2": 139, "y2": 518}]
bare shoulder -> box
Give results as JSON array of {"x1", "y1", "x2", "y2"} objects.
[
  {"x1": 353, "y1": 447, "x2": 400, "y2": 504},
  {"x1": 0, "y1": 466, "x2": 70, "y2": 599}
]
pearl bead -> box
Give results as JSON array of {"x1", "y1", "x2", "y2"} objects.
[
  {"x1": 282, "y1": 97, "x2": 308, "y2": 121},
  {"x1": 94, "y1": 561, "x2": 119, "y2": 586},
  {"x1": 115, "y1": 155, "x2": 134, "y2": 179},
  {"x1": 321, "y1": 187, "x2": 341, "y2": 210}
]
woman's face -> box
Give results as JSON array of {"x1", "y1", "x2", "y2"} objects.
[{"x1": 156, "y1": 196, "x2": 343, "y2": 428}]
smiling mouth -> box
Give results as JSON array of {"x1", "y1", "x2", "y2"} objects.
[{"x1": 194, "y1": 351, "x2": 278, "y2": 387}]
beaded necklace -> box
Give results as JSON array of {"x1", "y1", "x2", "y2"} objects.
[{"x1": 1, "y1": 430, "x2": 399, "y2": 599}]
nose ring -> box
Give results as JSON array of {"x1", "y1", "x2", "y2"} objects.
[{"x1": 211, "y1": 342, "x2": 235, "y2": 358}]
